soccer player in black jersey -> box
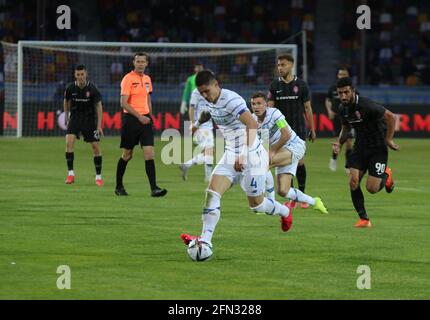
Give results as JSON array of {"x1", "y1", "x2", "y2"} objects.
[
  {"x1": 332, "y1": 77, "x2": 398, "y2": 228},
  {"x1": 326, "y1": 67, "x2": 354, "y2": 172},
  {"x1": 64, "y1": 65, "x2": 104, "y2": 186},
  {"x1": 268, "y1": 54, "x2": 316, "y2": 209}
]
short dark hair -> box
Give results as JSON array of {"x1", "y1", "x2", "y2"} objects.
[
  {"x1": 75, "y1": 65, "x2": 86, "y2": 71},
  {"x1": 337, "y1": 65, "x2": 350, "y2": 75},
  {"x1": 278, "y1": 54, "x2": 294, "y2": 64},
  {"x1": 251, "y1": 92, "x2": 267, "y2": 101},
  {"x1": 134, "y1": 52, "x2": 149, "y2": 61},
  {"x1": 195, "y1": 69, "x2": 216, "y2": 87},
  {"x1": 336, "y1": 76, "x2": 354, "y2": 89}
]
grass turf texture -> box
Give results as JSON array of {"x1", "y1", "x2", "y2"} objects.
[{"x1": 0, "y1": 137, "x2": 428, "y2": 299}]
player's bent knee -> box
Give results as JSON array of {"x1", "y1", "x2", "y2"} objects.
[
  {"x1": 143, "y1": 148, "x2": 154, "y2": 160},
  {"x1": 122, "y1": 150, "x2": 133, "y2": 161},
  {"x1": 205, "y1": 189, "x2": 221, "y2": 208},
  {"x1": 349, "y1": 180, "x2": 359, "y2": 190},
  {"x1": 277, "y1": 189, "x2": 288, "y2": 198},
  {"x1": 366, "y1": 185, "x2": 379, "y2": 194}
]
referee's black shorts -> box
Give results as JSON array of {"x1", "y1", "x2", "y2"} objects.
[{"x1": 120, "y1": 113, "x2": 154, "y2": 149}]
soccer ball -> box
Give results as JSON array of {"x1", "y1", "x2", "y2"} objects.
[{"x1": 187, "y1": 239, "x2": 214, "y2": 262}]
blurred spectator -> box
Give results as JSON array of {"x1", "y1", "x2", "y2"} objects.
[{"x1": 110, "y1": 60, "x2": 124, "y2": 83}]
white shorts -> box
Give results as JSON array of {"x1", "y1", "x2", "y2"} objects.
[
  {"x1": 193, "y1": 128, "x2": 214, "y2": 149},
  {"x1": 275, "y1": 136, "x2": 306, "y2": 177},
  {"x1": 212, "y1": 144, "x2": 269, "y2": 197}
]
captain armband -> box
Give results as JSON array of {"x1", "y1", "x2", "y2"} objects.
[{"x1": 276, "y1": 119, "x2": 288, "y2": 129}]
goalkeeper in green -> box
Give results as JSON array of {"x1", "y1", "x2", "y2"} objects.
[{"x1": 180, "y1": 62, "x2": 204, "y2": 115}]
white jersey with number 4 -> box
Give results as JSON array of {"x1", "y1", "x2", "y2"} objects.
[{"x1": 204, "y1": 88, "x2": 268, "y2": 197}]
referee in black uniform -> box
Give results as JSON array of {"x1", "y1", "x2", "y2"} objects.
[
  {"x1": 326, "y1": 66, "x2": 354, "y2": 172},
  {"x1": 64, "y1": 65, "x2": 104, "y2": 186},
  {"x1": 268, "y1": 54, "x2": 316, "y2": 208},
  {"x1": 332, "y1": 77, "x2": 398, "y2": 228}
]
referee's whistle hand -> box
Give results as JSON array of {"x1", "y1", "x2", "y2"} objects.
[{"x1": 139, "y1": 115, "x2": 151, "y2": 125}]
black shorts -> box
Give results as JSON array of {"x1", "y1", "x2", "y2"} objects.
[
  {"x1": 66, "y1": 118, "x2": 99, "y2": 142},
  {"x1": 120, "y1": 113, "x2": 154, "y2": 149},
  {"x1": 296, "y1": 131, "x2": 308, "y2": 141},
  {"x1": 347, "y1": 146, "x2": 388, "y2": 178}
]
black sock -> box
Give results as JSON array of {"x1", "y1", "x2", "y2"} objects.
[
  {"x1": 345, "y1": 149, "x2": 352, "y2": 167},
  {"x1": 296, "y1": 164, "x2": 306, "y2": 192},
  {"x1": 332, "y1": 151, "x2": 338, "y2": 160},
  {"x1": 65, "y1": 152, "x2": 74, "y2": 171},
  {"x1": 351, "y1": 187, "x2": 368, "y2": 220},
  {"x1": 145, "y1": 159, "x2": 157, "y2": 190},
  {"x1": 379, "y1": 172, "x2": 388, "y2": 191},
  {"x1": 94, "y1": 156, "x2": 102, "y2": 175},
  {"x1": 116, "y1": 158, "x2": 128, "y2": 189}
]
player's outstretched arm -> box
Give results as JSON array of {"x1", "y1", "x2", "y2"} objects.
[
  {"x1": 333, "y1": 124, "x2": 349, "y2": 154},
  {"x1": 96, "y1": 101, "x2": 104, "y2": 137},
  {"x1": 191, "y1": 111, "x2": 211, "y2": 134},
  {"x1": 304, "y1": 101, "x2": 316, "y2": 142},
  {"x1": 63, "y1": 98, "x2": 71, "y2": 127},
  {"x1": 325, "y1": 98, "x2": 335, "y2": 120},
  {"x1": 384, "y1": 109, "x2": 399, "y2": 151},
  {"x1": 270, "y1": 126, "x2": 291, "y2": 158}
]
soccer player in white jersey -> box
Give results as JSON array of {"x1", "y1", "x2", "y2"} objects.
[
  {"x1": 179, "y1": 88, "x2": 214, "y2": 182},
  {"x1": 250, "y1": 92, "x2": 328, "y2": 214},
  {"x1": 180, "y1": 70, "x2": 294, "y2": 250}
]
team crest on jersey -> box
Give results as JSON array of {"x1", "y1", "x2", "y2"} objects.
[
  {"x1": 293, "y1": 85, "x2": 299, "y2": 94},
  {"x1": 86, "y1": 91, "x2": 90, "y2": 97}
]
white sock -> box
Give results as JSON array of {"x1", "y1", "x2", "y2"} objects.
[
  {"x1": 200, "y1": 190, "x2": 221, "y2": 244},
  {"x1": 287, "y1": 187, "x2": 315, "y2": 205},
  {"x1": 251, "y1": 197, "x2": 289, "y2": 217},
  {"x1": 265, "y1": 171, "x2": 275, "y2": 200},
  {"x1": 95, "y1": 174, "x2": 102, "y2": 180},
  {"x1": 68, "y1": 170, "x2": 75, "y2": 176}
]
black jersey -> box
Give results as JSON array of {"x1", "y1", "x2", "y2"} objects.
[
  {"x1": 64, "y1": 81, "x2": 102, "y2": 122},
  {"x1": 327, "y1": 83, "x2": 359, "y2": 114},
  {"x1": 339, "y1": 94, "x2": 387, "y2": 149},
  {"x1": 268, "y1": 76, "x2": 310, "y2": 136}
]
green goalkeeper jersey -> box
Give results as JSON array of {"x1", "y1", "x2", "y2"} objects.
[{"x1": 181, "y1": 74, "x2": 197, "y2": 104}]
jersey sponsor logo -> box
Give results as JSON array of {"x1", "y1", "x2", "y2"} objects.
[
  {"x1": 73, "y1": 98, "x2": 90, "y2": 102},
  {"x1": 276, "y1": 96, "x2": 299, "y2": 100}
]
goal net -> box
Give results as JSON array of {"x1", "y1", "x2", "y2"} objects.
[{"x1": 1, "y1": 41, "x2": 297, "y2": 137}]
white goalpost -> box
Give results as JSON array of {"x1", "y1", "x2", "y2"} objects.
[{"x1": 1, "y1": 41, "x2": 297, "y2": 138}]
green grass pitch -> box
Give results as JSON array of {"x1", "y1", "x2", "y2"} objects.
[{"x1": 0, "y1": 137, "x2": 428, "y2": 299}]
